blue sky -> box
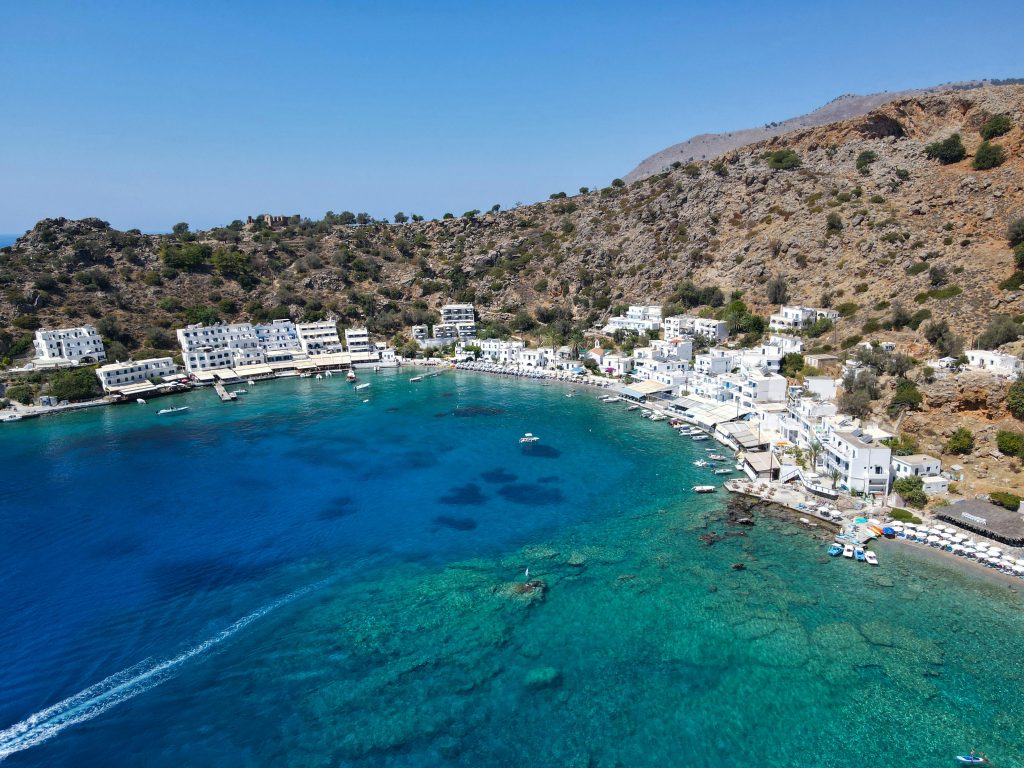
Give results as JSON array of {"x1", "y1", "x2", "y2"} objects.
[{"x1": 1, "y1": 0, "x2": 1022, "y2": 234}]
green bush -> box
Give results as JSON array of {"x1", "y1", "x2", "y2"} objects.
[
  {"x1": 780, "y1": 353, "x2": 804, "y2": 378},
  {"x1": 889, "y1": 378, "x2": 922, "y2": 415},
  {"x1": 765, "y1": 149, "x2": 801, "y2": 170},
  {"x1": 160, "y1": 242, "x2": 211, "y2": 271},
  {"x1": 989, "y1": 491, "x2": 1022, "y2": 511},
  {"x1": 1008, "y1": 218, "x2": 1024, "y2": 248},
  {"x1": 945, "y1": 427, "x2": 975, "y2": 455},
  {"x1": 1008, "y1": 379, "x2": 1024, "y2": 419},
  {"x1": 972, "y1": 141, "x2": 1006, "y2": 170},
  {"x1": 855, "y1": 150, "x2": 877, "y2": 174},
  {"x1": 889, "y1": 507, "x2": 923, "y2": 524},
  {"x1": 980, "y1": 114, "x2": 1012, "y2": 140},
  {"x1": 906, "y1": 261, "x2": 928, "y2": 276},
  {"x1": 5, "y1": 383, "x2": 35, "y2": 404},
  {"x1": 826, "y1": 212, "x2": 843, "y2": 233},
  {"x1": 996, "y1": 429, "x2": 1024, "y2": 458},
  {"x1": 48, "y1": 368, "x2": 102, "y2": 402},
  {"x1": 893, "y1": 476, "x2": 927, "y2": 508},
  {"x1": 924, "y1": 133, "x2": 966, "y2": 164}
]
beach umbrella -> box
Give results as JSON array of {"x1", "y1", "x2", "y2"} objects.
[
  {"x1": 927, "y1": 535, "x2": 941, "y2": 543},
  {"x1": 951, "y1": 544, "x2": 964, "y2": 553},
  {"x1": 953, "y1": 533, "x2": 967, "y2": 542},
  {"x1": 1013, "y1": 565, "x2": 1024, "y2": 574},
  {"x1": 1016, "y1": 558, "x2": 1024, "y2": 567},
  {"x1": 988, "y1": 548, "x2": 1003, "y2": 558}
]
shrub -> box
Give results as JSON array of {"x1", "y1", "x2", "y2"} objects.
[
  {"x1": 836, "y1": 302, "x2": 859, "y2": 318},
  {"x1": 780, "y1": 353, "x2": 804, "y2": 378},
  {"x1": 945, "y1": 427, "x2": 975, "y2": 455},
  {"x1": 826, "y1": 212, "x2": 843, "y2": 233},
  {"x1": 611, "y1": 178, "x2": 625, "y2": 188},
  {"x1": 906, "y1": 261, "x2": 928, "y2": 276},
  {"x1": 765, "y1": 149, "x2": 801, "y2": 170},
  {"x1": 889, "y1": 378, "x2": 922, "y2": 415},
  {"x1": 972, "y1": 141, "x2": 1006, "y2": 170},
  {"x1": 1008, "y1": 379, "x2": 1024, "y2": 419},
  {"x1": 989, "y1": 492, "x2": 1022, "y2": 511},
  {"x1": 766, "y1": 275, "x2": 788, "y2": 304},
  {"x1": 893, "y1": 476, "x2": 927, "y2": 509},
  {"x1": 1015, "y1": 243, "x2": 1024, "y2": 269},
  {"x1": 5, "y1": 384, "x2": 35, "y2": 405},
  {"x1": 1007, "y1": 217, "x2": 1024, "y2": 248},
  {"x1": 996, "y1": 429, "x2": 1024, "y2": 458},
  {"x1": 48, "y1": 368, "x2": 102, "y2": 402},
  {"x1": 160, "y1": 242, "x2": 211, "y2": 271},
  {"x1": 889, "y1": 507, "x2": 923, "y2": 524},
  {"x1": 855, "y1": 150, "x2": 877, "y2": 174},
  {"x1": 924, "y1": 133, "x2": 966, "y2": 164},
  {"x1": 980, "y1": 114, "x2": 1012, "y2": 140},
  {"x1": 838, "y1": 388, "x2": 871, "y2": 418},
  {"x1": 976, "y1": 314, "x2": 1023, "y2": 349}
]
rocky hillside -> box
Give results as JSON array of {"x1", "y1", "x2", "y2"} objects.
[
  {"x1": 622, "y1": 79, "x2": 1024, "y2": 183},
  {"x1": 1, "y1": 85, "x2": 1024, "y2": 364}
]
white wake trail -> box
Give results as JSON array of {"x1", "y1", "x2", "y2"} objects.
[{"x1": 0, "y1": 581, "x2": 324, "y2": 761}]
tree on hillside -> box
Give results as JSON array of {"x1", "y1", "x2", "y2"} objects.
[
  {"x1": 1008, "y1": 378, "x2": 1024, "y2": 420},
  {"x1": 946, "y1": 427, "x2": 975, "y2": 455},
  {"x1": 924, "y1": 133, "x2": 966, "y2": 164},
  {"x1": 172, "y1": 222, "x2": 189, "y2": 235},
  {"x1": 972, "y1": 141, "x2": 1006, "y2": 170},
  {"x1": 1007, "y1": 217, "x2": 1024, "y2": 248},
  {"x1": 765, "y1": 149, "x2": 801, "y2": 170},
  {"x1": 923, "y1": 319, "x2": 963, "y2": 358},
  {"x1": 766, "y1": 275, "x2": 788, "y2": 304},
  {"x1": 980, "y1": 114, "x2": 1012, "y2": 140},
  {"x1": 393, "y1": 212, "x2": 408, "y2": 223}
]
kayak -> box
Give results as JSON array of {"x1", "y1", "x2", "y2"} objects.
[{"x1": 955, "y1": 756, "x2": 987, "y2": 764}]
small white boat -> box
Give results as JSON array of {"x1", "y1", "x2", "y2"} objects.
[
  {"x1": 299, "y1": 373, "x2": 312, "y2": 378},
  {"x1": 865, "y1": 551, "x2": 879, "y2": 566},
  {"x1": 649, "y1": 414, "x2": 667, "y2": 421},
  {"x1": 519, "y1": 433, "x2": 540, "y2": 444},
  {"x1": 157, "y1": 406, "x2": 189, "y2": 415},
  {"x1": 626, "y1": 404, "x2": 640, "y2": 411},
  {"x1": 713, "y1": 468, "x2": 732, "y2": 475},
  {"x1": 136, "y1": 398, "x2": 147, "y2": 405},
  {"x1": 842, "y1": 544, "x2": 854, "y2": 559},
  {"x1": 692, "y1": 435, "x2": 709, "y2": 442},
  {"x1": 247, "y1": 379, "x2": 256, "y2": 385},
  {"x1": 346, "y1": 370, "x2": 357, "y2": 382},
  {"x1": 232, "y1": 389, "x2": 247, "y2": 395},
  {"x1": 691, "y1": 485, "x2": 716, "y2": 493},
  {"x1": 708, "y1": 454, "x2": 727, "y2": 461},
  {"x1": 325, "y1": 371, "x2": 333, "y2": 378},
  {"x1": 315, "y1": 374, "x2": 323, "y2": 380},
  {"x1": 355, "y1": 382, "x2": 371, "y2": 390},
  {"x1": 410, "y1": 375, "x2": 424, "y2": 383},
  {"x1": 693, "y1": 459, "x2": 710, "y2": 467},
  {"x1": 955, "y1": 756, "x2": 987, "y2": 764}
]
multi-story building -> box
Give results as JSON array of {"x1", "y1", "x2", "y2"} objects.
[
  {"x1": 662, "y1": 315, "x2": 728, "y2": 342},
  {"x1": 255, "y1": 319, "x2": 299, "y2": 351},
  {"x1": 891, "y1": 454, "x2": 942, "y2": 480},
  {"x1": 177, "y1": 322, "x2": 264, "y2": 373},
  {"x1": 603, "y1": 305, "x2": 663, "y2": 334},
  {"x1": 33, "y1": 325, "x2": 107, "y2": 364},
  {"x1": 778, "y1": 397, "x2": 838, "y2": 449},
  {"x1": 431, "y1": 323, "x2": 459, "y2": 342},
  {"x1": 411, "y1": 325, "x2": 429, "y2": 342},
  {"x1": 95, "y1": 357, "x2": 178, "y2": 391},
  {"x1": 344, "y1": 327, "x2": 372, "y2": 355},
  {"x1": 479, "y1": 339, "x2": 525, "y2": 364},
  {"x1": 819, "y1": 419, "x2": 892, "y2": 495},
  {"x1": 440, "y1": 303, "x2": 475, "y2": 325},
  {"x1": 297, "y1": 320, "x2": 343, "y2": 355},
  {"x1": 768, "y1": 305, "x2": 839, "y2": 331}
]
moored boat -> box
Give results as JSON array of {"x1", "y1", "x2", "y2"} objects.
[
  {"x1": 355, "y1": 382, "x2": 371, "y2": 390},
  {"x1": 410, "y1": 375, "x2": 424, "y2": 382},
  {"x1": 854, "y1": 547, "x2": 867, "y2": 562},
  {"x1": 827, "y1": 543, "x2": 843, "y2": 557},
  {"x1": 955, "y1": 755, "x2": 987, "y2": 764},
  {"x1": 691, "y1": 485, "x2": 716, "y2": 493},
  {"x1": 842, "y1": 544, "x2": 854, "y2": 559},
  {"x1": 865, "y1": 551, "x2": 879, "y2": 566},
  {"x1": 693, "y1": 459, "x2": 710, "y2": 467},
  {"x1": 157, "y1": 406, "x2": 189, "y2": 415},
  {"x1": 519, "y1": 433, "x2": 540, "y2": 444}
]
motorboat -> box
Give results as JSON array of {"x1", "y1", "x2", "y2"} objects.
[
  {"x1": 299, "y1": 373, "x2": 312, "y2": 378},
  {"x1": 355, "y1": 382, "x2": 371, "y2": 390},
  {"x1": 410, "y1": 375, "x2": 424, "y2": 382},
  {"x1": 691, "y1": 485, "x2": 716, "y2": 493},
  {"x1": 346, "y1": 370, "x2": 357, "y2": 381},
  {"x1": 827, "y1": 543, "x2": 843, "y2": 557},
  {"x1": 708, "y1": 454, "x2": 727, "y2": 461},
  {"x1": 854, "y1": 547, "x2": 867, "y2": 562},
  {"x1": 865, "y1": 551, "x2": 879, "y2": 566},
  {"x1": 157, "y1": 406, "x2": 189, "y2": 415},
  {"x1": 713, "y1": 468, "x2": 733, "y2": 475},
  {"x1": 842, "y1": 544, "x2": 854, "y2": 559},
  {"x1": 136, "y1": 398, "x2": 147, "y2": 405},
  {"x1": 649, "y1": 414, "x2": 667, "y2": 421},
  {"x1": 691, "y1": 435, "x2": 709, "y2": 441},
  {"x1": 693, "y1": 459, "x2": 710, "y2": 467},
  {"x1": 626, "y1": 404, "x2": 640, "y2": 411},
  {"x1": 519, "y1": 433, "x2": 540, "y2": 444}
]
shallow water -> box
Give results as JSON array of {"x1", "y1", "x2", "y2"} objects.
[{"x1": 0, "y1": 372, "x2": 1021, "y2": 766}]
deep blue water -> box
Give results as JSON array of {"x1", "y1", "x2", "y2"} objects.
[
  {"x1": 0, "y1": 235, "x2": 18, "y2": 248},
  {"x1": 1, "y1": 371, "x2": 1023, "y2": 766}
]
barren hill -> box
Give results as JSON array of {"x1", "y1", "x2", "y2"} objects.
[{"x1": 1, "y1": 85, "x2": 1023, "y2": 365}]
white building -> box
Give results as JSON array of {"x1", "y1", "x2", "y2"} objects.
[
  {"x1": 964, "y1": 350, "x2": 1023, "y2": 378},
  {"x1": 768, "y1": 305, "x2": 839, "y2": 331},
  {"x1": 441, "y1": 303, "x2": 475, "y2": 325},
  {"x1": 518, "y1": 348, "x2": 548, "y2": 368},
  {"x1": 254, "y1": 319, "x2": 299, "y2": 351},
  {"x1": 344, "y1": 327, "x2": 372, "y2": 355},
  {"x1": 819, "y1": 419, "x2": 892, "y2": 495},
  {"x1": 601, "y1": 354, "x2": 634, "y2": 377},
  {"x1": 297, "y1": 320, "x2": 343, "y2": 355},
  {"x1": 779, "y1": 397, "x2": 838, "y2": 449},
  {"x1": 891, "y1": 454, "x2": 942, "y2": 480},
  {"x1": 33, "y1": 325, "x2": 107, "y2": 365},
  {"x1": 768, "y1": 334, "x2": 804, "y2": 354},
  {"x1": 411, "y1": 325, "x2": 429, "y2": 342},
  {"x1": 95, "y1": 357, "x2": 177, "y2": 391},
  {"x1": 479, "y1": 339, "x2": 525, "y2": 364},
  {"x1": 603, "y1": 305, "x2": 663, "y2": 334},
  {"x1": 177, "y1": 322, "x2": 264, "y2": 373},
  {"x1": 803, "y1": 376, "x2": 838, "y2": 401},
  {"x1": 663, "y1": 315, "x2": 728, "y2": 342}
]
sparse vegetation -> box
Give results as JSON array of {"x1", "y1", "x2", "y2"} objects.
[
  {"x1": 924, "y1": 133, "x2": 966, "y2": 164},
  {"x1": 980, "y1": 114, "x2": 1012, "y2": 140},
  {"x1": 972, "y1": 141, "x2": 1006, "y2": 170},
  {"x1": 765, "y1": 149, "x2": 801, "y2": 170},
  {"x1": 945, "y1": 427, "x2": 975, "y2": 456}
]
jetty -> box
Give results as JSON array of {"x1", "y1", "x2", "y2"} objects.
[{"x1": 213, "y1": 381, "x2": 237, "y2": 402}]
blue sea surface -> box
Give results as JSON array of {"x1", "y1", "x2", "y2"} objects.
[
  {"x1": 1, "y1": 371, "x2": 1022, "y2": 766},
  {"x1": 0, "y1": 235, "x2": 19, "y2": 248}
]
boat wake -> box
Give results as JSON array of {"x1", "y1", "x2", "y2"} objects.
[{"x1": 0, "y1": 580, "x2": 326, "y2": 761}]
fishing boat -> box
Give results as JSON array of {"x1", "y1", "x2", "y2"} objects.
[
  {"x1": 157, "y1": 406, "x2": 189, "y2": 415},
  {"x1": 410, "y1": 375, "x2": 424, "y2": 382},
  {"x1": 827, "y1": 543, "x2": 843, "y2": 557},
  {"x1": 693, "y1": 459, "x2": 710, "y2": 467},
  {"x1": 842, "y1": 544, "x2": 854, "y2": 559},
  {"x1": 346, "y1": 370, "x2": 357, "y2": 382},
  {"x1": 865, "y1": 551, "x2": 879, "y2": 566},
  {"x1": 355, "y1": 382, "x2": 371, "y2": 390},
  {"x1": 708, "y1": 454, "x2": 727, "y2": 461},
  {"x1": 854, "y1": 547, "x2": 867, "y2": 563},
  {"x1": 519, "y1": 433, "x2": 540, "y2": 444},
  {"x1": 626, "y1": 404, "x2": 640, "y2": 411},
  {"x1": 649, "y1": 414, "x2": 667, "y2": 421},
  {"x1": 691, "y1": 485, "x2": 716, "y2": 493}
]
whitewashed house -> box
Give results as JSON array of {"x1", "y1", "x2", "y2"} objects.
[
  {"x1": 603, "y1": 305, "x2": 662, "y2": 334},
  {"x1": 297, "y1": 320, "x2": 343, "y2": 355},
  {"x1": 662, "y1": 315, "x2": 728, "y2": 342},
  {"x1": 964, "y1": 350, "x2": 1023, "y2": 378},
  {"x1": 344, "y1": 327, "x2": 372, "y2": 355},
  {"x1": 254, "y1": 319, "x2": 300, "y2": 351},
  {"x1": 891, "y1": 454, "x2": 942, "y2": 480},
  {"x1": 768, "y1": 334, "x2": 804, "y2": 354},
  {"x1": 819, "y1": 419, "x2": 892, "y2": 495},
  {"x1": 96, "y1": 357, "x2": 178, "y2": 391},
  {"x1": 177, "y1": 322, "x2": 264, "y2": 373},
  {"x1": 479, "y1": 339, "x2": 525, "y2": 364},
  {"x1": 768, "y1": 305, "x2": 838, "y2": 331},
  {"x1": 33, "y1": 325, "x2": 107, "y2": 365}
]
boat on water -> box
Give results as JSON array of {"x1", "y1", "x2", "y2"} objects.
[
  {"x1": 299, "y1": 373, "x2": 312, "y2": 378},
  {"x1": 232, "y1": 389, "x2": 247, "y2": 395},
  {"x1": 842, "y1": 544, "x2": 855, "y2": 559},
  {"x1": 854, "y1": 547, "x2": 867, "y2": 562},
  {"x1": 626, "y1": 404, "x2": 640, "y2": 411},
  {"x1": 692, "y1": 435, "x2": 709, "y2": 441},
  {"x1": 693, "y1": 459, "x2": 710, "y2": 467},
  {"x1": 599, "y1": 395, "x2": 620, "y2": 403},
  {"x1": 157, "y1": 406, "x2": 189, "y2": 415},
  {"x1": 691, "y1": 485, "x2": 716, "y2": 493},
  {"x1": 355, "y1": 382, "x2": 371, "y2": 390},
  {"x1": 865, "y1": 551, "x2": 879, "y2": 566},
  {"x1": 519, "y1": 433, "x2": 540, "y2": 444},
  {"x1": 955, "y1": 755, "x2": 987, "y2": 764},
  {"x1": 247, "y1": 379, "x2": 256, "y2": 385},
  {"x1": 713, "y1": 468, "x2": 733, "y2": 475},
  {"x1": 346, "y1": 370, "x2": 357, "y2": 381},
  {"x1": 136, "y1": 398, "x2": 147, "y2": 404},
  {"x1": 409, "y1": 375, "x2": 424, "y2": 383},
  {"x1": 827, "y1": 543, "x2": 843, "y2": 557},
  {"x1": 649, "y1": 414, "x2": 667, "y2": 421},
  {"x1": 708, "y1": 453, "x2": 727, "y2": 461},
  {"x1": 1, "y1": 413, "x2": 23, "y2": 422}
]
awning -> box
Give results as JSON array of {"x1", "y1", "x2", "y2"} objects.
[
  {"x1": 232, "y1": 364, "x2": 274, "y2": 377},
  {"x1": 192, "y1": 370, "x2": 219, "y2": 382}
]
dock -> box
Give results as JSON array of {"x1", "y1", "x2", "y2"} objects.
[{"x1": 213, "y1": 381, "x2": 237, "y2": 402}]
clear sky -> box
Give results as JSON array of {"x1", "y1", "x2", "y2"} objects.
[{"x1": 1, "y1": 0, "x2": 1022, "y2": 234}]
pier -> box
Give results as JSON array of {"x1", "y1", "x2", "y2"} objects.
[{"x1": 213, "y1": 381, "x2": 237, "y2": 402}]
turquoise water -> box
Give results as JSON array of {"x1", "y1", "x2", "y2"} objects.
[{"x1": 0, "y1": 371, "x2": 1022, "y2": 766}]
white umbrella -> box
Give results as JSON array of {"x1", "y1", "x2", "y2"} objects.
[
  {"x1": 927, "y1": 535, "x2": 941, "y2": 544},
  {"x1": 1013, "y1": 565, "x2": 1024, "y2": 574},
  {"x1": 1001, "y1": 556, "x2": 1017, "y2": 566},
  {"x1": 1016, "y1": 558, "x2": 1024, "y2": 567},
  {"x1": 953, "y1": 533, "x2": 967, "y2": 542},
  {"x1": 988, "y1": 548, "x2": 1003, "y2": 558},
  {"x1": 951, "y1": 544, "x2": 964, "y2": 553}
]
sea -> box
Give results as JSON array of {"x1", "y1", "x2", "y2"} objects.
[
  {"x1": 0, "y1": 235, "x2": 19, "y2": 248},
  {"x1": 0, "y1": 371, "x2": 1022, "y2": 767}
]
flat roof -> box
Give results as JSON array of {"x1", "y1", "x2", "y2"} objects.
[
  {"x1": 192, "y1": 370, "x2": 218, "y2": 382},
  {"x1": 893, "y1": 454, "x2": 938, "y2": 465},
  {"x1": 743, "y1": 452, "x2": 780, "y2": 472},
  {"x1": 717, "y1": 421, "x2": 764, "y2": 449},
  {"x1": 937, "y1": 500, "x2": 1024, "y2": 547}
]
